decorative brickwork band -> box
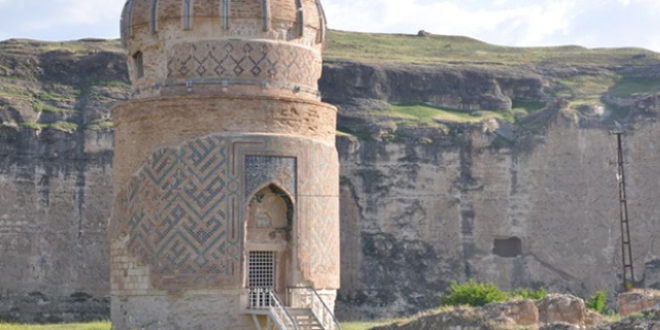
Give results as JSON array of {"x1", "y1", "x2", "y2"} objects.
[{"x1": 166, "y1": 40, "x2": 321, "y2": 90}]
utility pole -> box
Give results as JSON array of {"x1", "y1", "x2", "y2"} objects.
[{"x1": 612, "y1": 130, "x2": 635, "y2": 291}]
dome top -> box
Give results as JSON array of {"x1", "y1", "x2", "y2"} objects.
[
  {"x1": 120, "y1": 0, "x2": 328, "y2": 101},
  {"x1": 121, "y1": 0, "x2": 327, "y2": 47}
]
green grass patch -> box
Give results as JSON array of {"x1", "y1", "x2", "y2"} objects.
[
  {"x1": 85, "y1": 118, "x2": 114, "y2": 131},
  {"x1": 512, "y1": 99, "x2": 546, "y2": 114},
  {"x1": 0, "y1": 322, "x2": 110, "y2": 330},
  {"x1": 608, "y1": 77, "x2": 660, "y2": 97},
  {"x1": 441, "y1": 280, "x2": 508, "y2": 307},
  {"x1": 341, "y1": 322, "x2": 391, "y2": 330},
  {"x1": 49, "y1": 121, "x2": 78, "y2": 132},
  {"x1": 35, "y1": 91, "x2": 74, "y2": 103},
  {"x1": 554, "y1": 75, "x2": 618, "y2": 98},
  {"x1": 586, "y1": 290, "x2": 612, "y2": 315},
  {"x1": 337, "y1": 126, "x2": 373, "y2": 141},
  {"x1": 384, "y1": 103, "x2": 514, "y2": 125},
  {"x1": 340, "y1": 103, "x2": 516, "y2": 140},
  {"x1": 0, "y1": 84, "x2": 30, "y2": 98},
  {"x1": 19, "y1": 122, "x2": 48, "y2": 129},
  {"x1": 325, "y1": 30, "x2": 660, "y2": 66},
  {"x1": 0, "y1": 39, "x2": 123, "y2": 57},
  {"x1": 19, "y1": 121, "x2": 78, "y2": 132},
  {"x1": 508, "y1": 288, "x2": 548, "y2": 300},
  {"x1": 32, "y1": 102, "x2": 72, "y2": 114},
  {"x1": 440, "y1": 280, "x2": 549, "y2": 307},
  {"x1": 93, "y1": 80, "x2": 131, "y2": 89}
]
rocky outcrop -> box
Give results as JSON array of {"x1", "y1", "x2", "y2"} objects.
[
  {"x1": 618, "y1": 291, "x2": 660, "y2": 317},
  {"x1": 372, "y1": 294, "x2": 592, "y2": 330},
  {"x1": 483, "y1": 299, "x2": 539, "y2": 327},
  {"x1": 599, "y1": 304, "x2": 660, "y2": 330},
  {"x1": 537, "y1": 294, "x2": 588, "y2": 327},
  {"x1": 321, "y1": 61, "x2": 545, "y2": 112},
  {"x1": 335, "y1": 107, "x2": 660, "y2": 318}
]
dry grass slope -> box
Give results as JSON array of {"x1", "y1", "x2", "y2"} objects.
[
  {"x1": 0, "y1": 322, "x2": 110, "y2": 330},
  {"x1": 325, "y1": 30, "x2": 660, "y2": 65}
]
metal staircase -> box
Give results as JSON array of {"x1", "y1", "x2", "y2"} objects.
[
  {"x1": 247, "y1": 287, "x2": 341, "y2": 330},
  {"x1": 288, "y1": 308, "x2": 323, "y2": 330}
]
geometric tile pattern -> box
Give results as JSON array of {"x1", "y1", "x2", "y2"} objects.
[
  {"x1": 166, "y1": 40, "x2": 321, "y2": 89},
  {"x1": 296, "y1": 144, "x2": 341, "y2": 288},
  {"x1": 112, "y1": 134, "x2": 340, "y2": 291},
  {"x1": 245, "y1": 156, "x2": 297, "y2": 198},
  {"x1": 124, "y1": 136, "x2": 241, "y2": 289}
]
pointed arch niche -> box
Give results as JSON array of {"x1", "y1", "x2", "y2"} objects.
[{"x1": 245, "y1": 183, "x2": 295, "y2": 300}]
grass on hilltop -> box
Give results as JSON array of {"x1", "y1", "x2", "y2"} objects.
[
  {"x1": 0, "y1": 38, "x2": 123, "y2": 56},
  {"x1": 342, "y1": 322, "x2": 392, "y2": 330},
  {"x1": 0, "y1": 322, "x2": 389, "y2": 330},
  {"x1": 0, "y1": 322, "x2": 110, "y2": 330},
  {"x1": 3, "y1": 30, "x2": 659, "y2": 66},
  {"x1": 348, "y1": 103, "x2": 514, "y2": 128},
  {"x1": 325, "y1": 30, "x2": 660, "y2": 65}
]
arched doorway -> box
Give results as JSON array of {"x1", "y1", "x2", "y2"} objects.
[{"x1": 245, "y1": 184, "x2": 294, "y2": 304}]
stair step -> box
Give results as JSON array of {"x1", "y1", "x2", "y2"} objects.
[
  {"x1": 287, "y1": 308, "x2": 315, "y2": 314},
  {"x1": 283, "y1": 307, "x2": 324, "y2": 329}
]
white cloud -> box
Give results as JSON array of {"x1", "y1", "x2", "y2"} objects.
[
  {"x1": 0, "y1": 0, "x2": 658, "y2": 52},
  {"x1": 325, "y1": 0, "x2": 581, "y2": 47},
  {"x1": 0, "y1": 0, "x2": 123, "y2": 40},
  {"x1": 323, "y1": 0, "x2": 660, "y2": 52}
]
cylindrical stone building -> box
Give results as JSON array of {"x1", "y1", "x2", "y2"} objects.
[{"x1": 109, "y1": 1, "x2": 339, "y2": 329}]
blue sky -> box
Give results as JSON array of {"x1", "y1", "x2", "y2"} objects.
[{"x1": 0, "y1": 0, "x2": 659, "y2": 51}]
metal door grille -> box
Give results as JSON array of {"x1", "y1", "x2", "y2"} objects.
[{"x1": 248, "y1": 251, "x2": 275, "y2": 308}]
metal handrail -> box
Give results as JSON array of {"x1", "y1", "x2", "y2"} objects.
[
  {"x1": 270, "y1": 290, "x2": 299, "y2": 330},
  {"x1": 289, "y1": 287, "x2": 342, "y2": 330},
  {"x1": 249, "y1": 288, "x2": 299, "y2": 330}
]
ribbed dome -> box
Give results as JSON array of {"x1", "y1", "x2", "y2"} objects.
[
  {"x1": 121, "y1": 0, "x2": 326, "y2": 47},
  {"x1": 120, "y1": 0, "x2": 328, "y2": 100}
]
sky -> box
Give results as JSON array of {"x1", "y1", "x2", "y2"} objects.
[{"x1": 0, "y1": 0, "x2": 659, "y2": 52}]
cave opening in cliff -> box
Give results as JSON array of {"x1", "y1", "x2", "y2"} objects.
[{"x1": 493, "y1": 237, "x2": 523, "y2": 258}]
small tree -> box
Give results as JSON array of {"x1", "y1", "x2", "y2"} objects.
[
  {"x1": 441, "y1": 280, "x2": 508, "y2": 307},
  {"x1": 586, "y1": 290, "x2": 611, "y2": 315}
]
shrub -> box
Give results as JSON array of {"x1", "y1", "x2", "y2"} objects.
[
  {"x1": 441, "y1": 280, "x2": 508, "y2": 307},
  {"x1": 586, "y1": 290, "x2": 611, "y2": 315},
  {"x1": 509, "y1": 288, "x2": 548, "y2": 300},
  {"x1": 50, "y1": 121, "x2": 78, "y2": 132}
]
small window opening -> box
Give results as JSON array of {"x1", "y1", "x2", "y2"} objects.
[
  {"x1": 133, "y1": 51, "x2": 144, "y2": 79},
  {"x1": 493, "y1": 237, "x2": 523, "y2": 258}
]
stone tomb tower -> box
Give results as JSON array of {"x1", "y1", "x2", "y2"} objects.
[{"x1": 109, "y1": 0, "x2": 339, "y2": 329}]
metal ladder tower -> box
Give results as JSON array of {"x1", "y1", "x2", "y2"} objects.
[{"x1": 612, "y1": 131, "x2": 635, "y2": 291}]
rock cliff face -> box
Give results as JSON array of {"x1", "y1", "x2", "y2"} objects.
[{"x1": 1, "y1": 37, "x2": 660, "y2": 322}]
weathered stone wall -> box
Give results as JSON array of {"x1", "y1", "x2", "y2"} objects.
[
  {"x1": 0, "y1": 129, "x2": 113, "y2": 322},
  {"x1": 336, "y1": 111, "x2": 660, "y2": 319}
]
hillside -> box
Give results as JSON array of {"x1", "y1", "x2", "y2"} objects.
[{"x1": 326, "y1": 30, "x2": 660, "y2": 66}]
